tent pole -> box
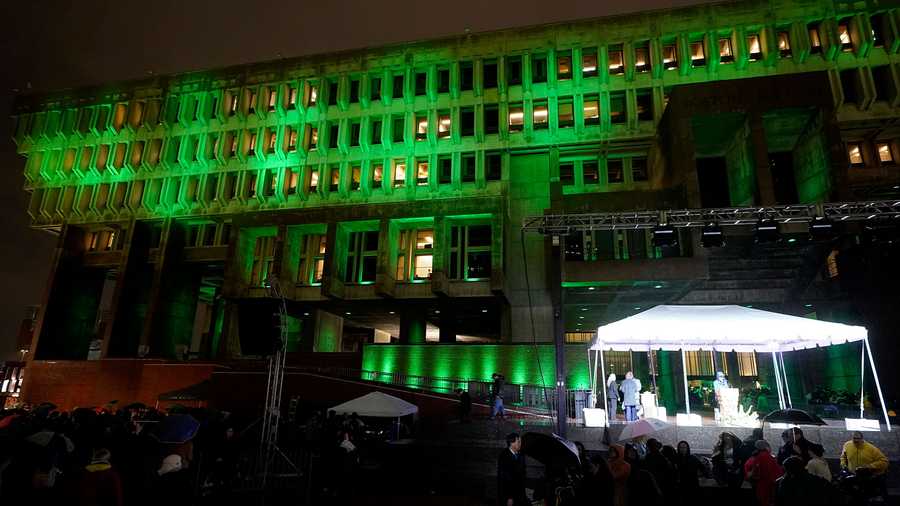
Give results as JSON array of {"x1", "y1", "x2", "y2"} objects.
[
  {"x1": 593, "y1": 349, "x2": 600, "y2": 408},
  {"x1": 860, "y1": 341, "x2": 866, "y2": 419},
  {"x1": 779, "y1": 352, "x2": 792, "y2": 408},
  {"x1": 587, "y1": 349, "x2": 594, "y2": 405},
  {"x1": 600, "y1": 348, "x2": 608, "y2": 425},
  {"x1": 864, "y1": 337, "x2": 892, "y2": 432},
  {"x1": 772, "y1": 351, "x2": 785, "y2": 410},
  {"x1": 681, "y1": 346, "x2": 690, "y2": 415}
]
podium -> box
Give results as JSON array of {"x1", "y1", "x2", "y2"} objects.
[
  {"x1": 640, "y1": 392, "x2": 666, "y2": 420},
  {"x1": 583, "y1": 408, "x2": 607, "y2": 427}
]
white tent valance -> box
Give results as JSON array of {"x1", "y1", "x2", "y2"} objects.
[
  {"x1": 330, "y1": 391, "x2": 418, "y2": 418},
  {"x1": 589, "y1": 305, "x2": 867, "y2": 353}
]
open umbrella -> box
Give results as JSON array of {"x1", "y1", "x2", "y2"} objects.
[
  {"x1": 617, "y1": 418, "x2": 670, "y2": 442},
  {"x1": 763, "y1": 408, "x2": 827, "y2": 426},
  {"x1": 152, "y1": 414, "x2": 200, "y2": 444},
  {"x1": 25, "y1": 430, "x2": 75, "y2": 452},
  {"x1": 522, "y1": 432, "x2": 581, "y2": 469}
]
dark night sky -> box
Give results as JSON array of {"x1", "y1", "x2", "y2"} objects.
[{"x1": 0, "y1": 0, "x2": 713, "y2": 360}]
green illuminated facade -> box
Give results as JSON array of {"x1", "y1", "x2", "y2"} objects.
[{"x1": 11, "y1": 0, "x2": 900, "y2": 407}]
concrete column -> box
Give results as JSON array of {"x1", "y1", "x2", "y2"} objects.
[
  {"x1": 399, "y1": 307, "x2": 427, "y2": 344},
  {"x1": 313, "y1": 309, "x2": 344, "y2": 352},
  {"x1": 139, "y1": 218, "x2": 177, "y2": 357},
  {"x1": 749, "y1": 114, "x2": 776, "y2": 206},
  {"x1": 438, "y1": 304, "x2": 456, "y2": 343}
]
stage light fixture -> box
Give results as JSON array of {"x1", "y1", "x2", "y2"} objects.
[
  {"x1": 652, "y1": 224, "x2": 678, "y2": 248},
  {"x1": 863, "y1": 223, "x2": 900, "y2": 244},
  {"x1": 754, "y1": 218, "x2": 781, "y2": 244},
  {"x1": 808, "y1": 216, "x2": 835, "y2": 242},
  {"x1": 701, "y1": 222, "x2": 725, "y2": 248}
]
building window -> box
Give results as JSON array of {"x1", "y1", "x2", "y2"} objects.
[
  {"x1": 873, "y1": 65, "x2": 891, "y2": 102},
  {"x1": 416, "y1": 114, "x2": 428, "y2": 141},
  {"x1": 748, "y1": 34, "x2": 763, "y2": 61},
  {"x1": 533, "y1": 101, "x2": 549, "y2": 129},
  {"x1": 877, "y1": 142, "x2": 894, "y2": 165},
  {"x1": 392, "y1": 115, "x2": 405, "y2": 143},
  {"x1": 392, "y1": 74, "x2": 405, "y2": 100},
  {"x1": 583, "y1": 95, "x2": 600, "y2": 126},
  {"x1": 777, "y1": 31, "x2": 792, "y2": 57},
  {"x1": 371, "y1": 77, "x2": 382, "y2": 101},
  {"x1": 329, "y1": 166, "x2": 341, "y2": 192},
  {"x1": 350, "y1": 166, "x2": 361, "y2": 191},
  {"x1": 508, "y1": 104, "x2": 524, "y2": 132},
  {"x1": 266, "y1": 128, "x2": 277, "y2": 154},
  {"x1": 583, "y1": 160, "x2": 599, "y2": 185},
  {"x1": 286, "y1": 168, "x2": 299, "y2": 195},
  {"x1": 345, "y1": 230, "x2": 379, "y2": 283},
  {"x1": 350, "y1": 121, "x2": 361, "y2": 147},
  {"x1": 288, "y1": 128, "x2": 298, "y2": 152},
  {"x1": 663, "y1": 43, "x2": 678, "y2": 70},
  {"x1": 872, "y1": 14, "x2": 886, "y2": 48},
  {"x1": 372, "y1": 164, "x2": 384, "y2": 189},
  {"x1": 532, "y1": 54, "x2": 548, "y2": 83},
  {"x1": 685, "y1": 351, "x2": 729, "y2": 376},
  {"x1": 247, "y1": 132, "x2": 258, "y2": 156},
  {"x1": 827, "y1": 249, "x2": 840, "y2": 278},
  {"x1": 507, "y1": 56, "x2": 523, "y2": 86},
  {"x1": 246, "y1": 173, "x2": 258, "y2": 198},
  {"x1": 371, "y1": 119, "x2": 382, "y2": 145},
  {"x1": 635, "y1": 42, "x2": 651, "y2": 73},
  {"x1": 437, "y1": 67, "x2": 450, "y2": 93},
  {"x1": 306, "y1": 84, "x2": 318, "y2": 107},
  {"x1": 607, "y1": 159, "x2": 624, "y2": 183},
  {"x1": 486, "y1": 151, "x2": 502, "y2": 181},
  {"x1": 838, "y1": 18, "x2": 853, "y2": 51},
  {"x1": 557, "y1": 50, "x2": 572, "y2": 80},
  {"x1": 566, "y1": 332, "x2": 594, "y2": 344},
  {"x1": 582, "y1": 48, "x2": 598, "y2": 77},
  {"x1": 610, "y1": 92, "x2": 627, "y2": 124},
  {"x1": 416, "y1": 159, "x2": 429, "y2": 186},
  {"x1": 308, "y1": 168, "x2": 319, "y2": 193},
  {"x1": 808, "y1": 23, "x2": 822, "y2": 54},
  {"x1": 439, "y1": 156, "x2": 452, "y2": 184},
  {"x1": 460, "y1": 61, "x2": 474, "y2": 91},
  {"x1": 848, "y1": 143, "x2": 864, "y2": 166},
  {"x1": 287, "y1": 86, "x2": 298, "y2": 109},
  {"x1": 248, "y1": 90, "x2": 258, "y2": 114},
  {"x1": 250, "y1": 236, "x2": 276, "y2": 287},
  {"x1": 560, "y1": 162, "x2": 575, "y2": 185},
  {"x1": 350, "y1": 78, "x2": 360, "y2": 103},
  {"x1": 841, "y1": 69, "x2": 859, "y2": 104},
  {"x1": 397, "y1": 228, "x2": 434, "y2": 282},
  {"x1": 461, "y1": 107, "x2": 475, "y2": 137},
  {"x1": 267, "y1": 87, "x2": 277, "y2": 112},
  {"x1": 718, "y1": 38, "x2": 734, "y2": 63},
  {"x1": 438, "y1": 111, "x2": 451, "y2": 139},
  {"x1": 636, "y1": 90, "x2": 653, "y2": 122},
  {"x1": 558, "y1": 98, "x2": 574, "y2": 128},
  {"x1": 462, "y1": 153, "x2": 476, "y2": 183},
  {"x1": 392, "y1": 159, "x2": 406, "y2": 188},
  {"x1": 327, "y1": 80, "x2": 338, "y2": 106},
  {"x1": 483, "y1": 60, "x2": 498, "y2": 89},
  {"x1": 450, "y1": 224, "x2": 492, "y2": 280},
  {"x1": 485, "y1": 104, "x2": 500, "y2": 134},
  {"x1": 415, "y1": 71, "x2": 427, "y2": 96},
  {"x1": 608, "y1": 45, "x2": 624, "y2": 75},
  {"x1": 306, "y1": 127, "x2": 318, "y2": 151},
  {"x1": 737, "y1": 352, "x2": 758, "y2": 376},
  {"x1": 299, "y1": 234, "x2": 327, "y2": 285},
  {"x1": 690, "y1": 40, "x2": 706, "y2": 67},
  {"x1": 632, "y1": 157, "x2": 648, "y2": 181}
]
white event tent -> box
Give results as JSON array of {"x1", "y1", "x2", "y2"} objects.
[
  {"x1": 330, "y1": 391, "x2": 418, "y2": 418},
  {"x1": 587, "y1": 305, "x2": 890, "y2": 430}
]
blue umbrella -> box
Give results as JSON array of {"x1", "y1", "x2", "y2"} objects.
[{"x1": 152, "y1": 414, "x2": 200, "y2": 444}]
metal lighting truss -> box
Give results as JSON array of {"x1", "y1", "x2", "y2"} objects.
[{"x1": 522, "y1": 200, "x2": 900, "y2": 234}]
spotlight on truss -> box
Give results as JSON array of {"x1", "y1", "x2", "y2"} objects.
[
  {"x1": 754, "y1": 219, "x2": 781, "y2": 244},
  {"x1": 652, "y1": 224, "x2": 678, "y2": 248},
  {"x1": 701, "y1": 222, "x2": 725, "y2": 248},
  {"x1": 808, "y1": 216, "x2": 836, "y2": 242}
]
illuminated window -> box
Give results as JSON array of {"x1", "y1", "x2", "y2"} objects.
[
  {"x1": 250, "y1": 236, "x2": 276, "y2": 287},
  {"x1": 583, "y1": 95, "x2": 600, "y2": 126},
  {"x1": 392, "y1": 159, "x2": 406, "y2": 188},
  {"x1": 602, "y1": 351, "x2": 633, "y2": 376},
  {"x1": 246, "y1": 173, "x2": 257, "y2": 198},
  {"x1": 838, "y1": 18, "x2": 853, "y2": 51},
  {"x1": 582, "y1": 48, "x2": 598, "y2": 77},
  {"x1": 635, "y1": 42, "x2": 651, "y2": 73},
  {"x1": 748, "y1": 34, "x2": 762, "y2": 61},
  {"x1": 565, "y1": 332, "x2": 594, "y2": 344},
  {"x1": 308, "y1": 168, "x2": 319, "y2": 192},
  {"x1": 416, "y1": 114, "x2": 428, "y2": 141},
  {"x1": 416, "y1": 159, "x2": 429, "y2": 186},
  {"x1": 560, "y1": 162, "x2": 575, "y2": 186},
  {"x1": 437, "y1": 111, "x2": 451, "y2": 139},
  {"x1": 558, "y1": 98, "x2": 574, "y2": 128},
  {"x1": 288, "y1": 86, "x2": 298, "y2": 109},
  {"x1": 777, "y1": 31, "x2": 792, "y2": 57},
  {"x1": 583, "y1": 160, "x2": 599, "y2": 185},
  {"x1": 737, "y1": 352, "x2": 758, "y2": 376},
  {"x1": 663, "y1": 44, "x2": 678, "y2": 70},
  {"x1": 397, "y1": 228, "x2": 434, "y2": 282},
  {"x1": 557, "y1": 50, "x2": 572, "y2": 80},
  {"x1": 329, "y1": 166, "x2": 340, "y2": 192},
  {"x1": 827, "y1": 249, "x2": 840, "y2": 278},
  {"x1": 808, "y1": 23, "x2": 822, "y2": 54},
  {"x1": 690, "y1": 40, "x2": 706, "y2": 67},
  {"x1": 848, "y1": 143, "x2": 864, "y2": 166},
  {"x1": 508, "y1": 104, "x2": 524, "y2": 132},
  {"x1": 533, "y1": 101, "x2": 549, "y2": 129},
  {"x1": 267, "y1": 87, "x2": 277, "y2": 112},
  {"x1": 267, "y1": 128, "x2": 277, "y2": 153},
  {"x1": 351, "y1": 166, "x2": 361, "y2": 191},
  {"x1": 288, "y1": 128, "x2": 298, "y2": 152},
  {"x1": 88, "y1": 231, "x2": 100, "y2": 251},
  {"x1": 345, "y1": 230, "x2": 379, "y2": 284},
  {"x1": 449, "y1": 223, "x2": 492, "y2": 280},
  {"x1": 247, "y1": 131, "x2": 258, "y2": 156},
  {"x1": 248, "y1": 90, "x2": 258, "y2": 114},
  {"x1": 372, "y1": 164, "x2": 384, "y2": 189},
  {"x1": 307, "y1": 85, "x2": 318, "y2": 106},
  {"x1": 608, "y1": 45, "x2": 624, "y2": 75},
  {"x1": 877, "y1": 142, "x2": 893, "y2": 164},
  {"x1": 718, "y1": 38, "x2": 734, "y2": 63},
  {"x1": 299, "y1": 234, "x2": 327, "y2": 285},
  {"x1": 306, "y1": 127, "x2": 318, "y2": 151},
  {"x1": 685, "y1": 351, "x2": 729, "y2": 376},
  {"x1": 286, "y1": 168, "x2": 299, "y2": 195},
  {"x1": 105, "y1": 230, "x2": 117, "y2": 251}
]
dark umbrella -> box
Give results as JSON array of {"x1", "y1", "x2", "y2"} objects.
[
  {"x1": 122, "y1": 402, "x2": 147, "y2": 411},
  {"x1": 763, "y1": 408, "x2": 827, "y2": 426},
  {"x1": 522, "y1": 432, "x2": 581, "y2": 471},
  {"x1": 152, "y1": 414, "x2": 201, "y2": 444}
]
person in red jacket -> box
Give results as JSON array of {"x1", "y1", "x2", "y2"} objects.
[
  {"x1": 744, "y1": 439, "x2": 784, "y2": 506},
  {"x1": 69, "y1": 448, "x2": 123, "y2": 506}
]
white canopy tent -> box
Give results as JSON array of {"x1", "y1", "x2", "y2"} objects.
[
  {"x1": 587, "y1": 305, "x2": 890, "y2": 430},
  {"x1": 330, "y1": 391, "x2": 419, "y2": 418}
]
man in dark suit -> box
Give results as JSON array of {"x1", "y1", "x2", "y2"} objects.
[{"x1": 497, "y1": 432, "x2": 528, "y2": 506}]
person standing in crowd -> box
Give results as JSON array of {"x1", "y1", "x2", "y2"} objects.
[
  {"x1": 578, "y1": 454, "x2": 614, "y2": 506},
  {"x1": 490, "y1": 373, "x2": 506, "y2": 420},
  {"x1": 607, "y1": 444, "x2": 631, "y2": 506},
  {"x1": 642, "y1": 438, "x2": 676, "y2": 499},
  {"x1": 777, "y1": 427, "x2": 816, "y2": 465},
  {"x1": 675, "y1": 440, "x2": 704, "y2": 505},
  {"x1": 457, "y1": 388, "x2": 472, "y2": 423},
  {"x1": 775, "y1": 456, "x2": 832, "y2": 506},
  {"x1": 619, "y1": 372, "x2": 641, "y2": 422},
  {"x1": 606, "y1": 374, "x2": 619, "y2": 422},
  {"x1": 744, "y1": 439, "x2": 783, "y2": 506},
  {"x1": 806, "y1": 444, "x2": 832, "y2": 481},
  {"x1": 712, "y1": 432, "x2": 745, "y2": 489},
  {"x1": 840, "y1": 431, "x2": 888, "y2": 477},
  {"x1": 497, "y1": 432, "x2": 527, "y2": 506},
  {"x1": 68, "y1": 448, "x2": 123, "y2": 506}
]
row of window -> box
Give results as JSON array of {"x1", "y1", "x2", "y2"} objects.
[
  {"x1": 559, "y1": 156, "x2": 649, "y2": 187},
  {"x1": 847, "y1": 139, "x2": 900, "y2": 166},
  {"x1": 568, "y1": 348, "x2": 758, "y2": 377}
]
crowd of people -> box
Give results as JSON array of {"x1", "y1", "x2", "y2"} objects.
[{"x1": 498, "y1": 427, "x2": 890, "y2": 506}]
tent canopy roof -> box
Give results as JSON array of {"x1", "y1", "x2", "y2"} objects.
[
  {"x1": 330, "y1": 391, "x2": 418, "y2": 418},
  {"x1": 590, "y1": 305, "x2": 867, "y2": 353}
]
